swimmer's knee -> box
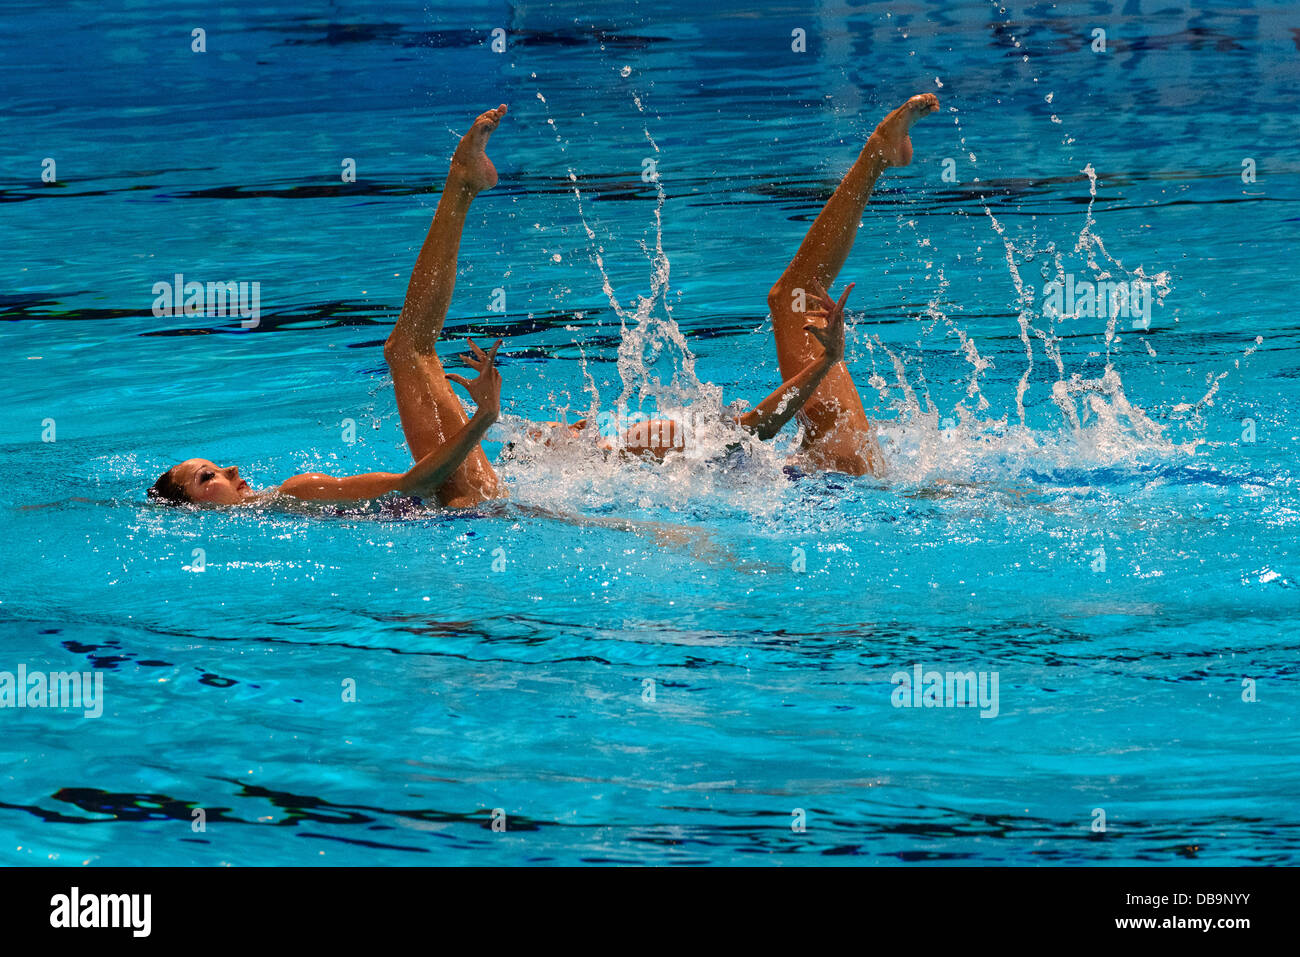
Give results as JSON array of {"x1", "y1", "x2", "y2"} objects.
[
  {"x1": 767, "y1": 280, "x2": 790, "y2": 316},
  {"x1": 768, "y1": 275, "x2": 817, "y2": 317},
  {"x1": 384, "y1": 331, "x2": 434, "y2": 371},
  {"x1": 382, "y1": 331, "x2": 406, "y2": 369}
]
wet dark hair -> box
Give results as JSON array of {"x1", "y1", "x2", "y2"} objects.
[{"x1": 148, "y1": 466, "x2": 192, "y2": 504}]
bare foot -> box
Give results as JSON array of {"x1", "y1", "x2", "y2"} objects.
[
  {"x1": 450, "y1": 103, "x2": 507, "y2": 192},
  {"x1": 867, "y1": 93, "x2": 939, "y2": 168}
]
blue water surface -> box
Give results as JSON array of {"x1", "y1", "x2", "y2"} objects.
[{"x1": 1, "y1": 0, "x2": 1298, "y2": 865}]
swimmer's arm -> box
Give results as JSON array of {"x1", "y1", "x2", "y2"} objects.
[
  {"x1": 736, "y1": 282, "x2": 852, "y2": 441},
  {"x1": 276, "y1": 408, "x2": 496, "y2": 502},
  {"x1": 734, "y1": 354, "x2": 833, "y2": 441},
  {"x1": 276, "y1": 471, "x2": 406, "y2": 502},
  {"x1": 398, "y1": 405, "x2": 496, "y2": 496}
]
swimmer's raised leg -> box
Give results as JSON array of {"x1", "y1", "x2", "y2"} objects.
[
  {"x1": 384, "y1": 104, "x2": 507, "y2": 507},
  {"x1": 767, "y1": 93, "x2": 939, "y2": 476}
]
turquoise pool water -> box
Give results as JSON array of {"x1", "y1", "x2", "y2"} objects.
[{"x1": 2, "y1": 0, "x2": 1298, "y2": 865}]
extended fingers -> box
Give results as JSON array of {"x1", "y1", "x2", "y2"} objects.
[
  {"x1": 446, "y1": 372, "x2": 471, "y2": 388},
  {"x1": 807, "y1": 279, "x2": 835, "y2": 310},
  {"x1": 464, "y1": 337, "x2": 504, "y2": 371}
]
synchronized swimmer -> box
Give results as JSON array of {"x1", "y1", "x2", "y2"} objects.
[{"x1": 148, "y1": 93, "x2": 941, "y2": 508}]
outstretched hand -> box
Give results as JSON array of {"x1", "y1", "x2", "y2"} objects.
[
  {"x1": 446, "y1": 337, "x2": 503, "y2": 420},
  {"x1": 804, "y1": 280, "x2": 853, "y2": 365}
]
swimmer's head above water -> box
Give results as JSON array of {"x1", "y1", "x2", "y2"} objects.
[
  {"x1": 148, "y1": 458, "x2": 255, "y2": 506},
  {"x1": 144, "y1": 338, "x2": 504, "y2": 509}
]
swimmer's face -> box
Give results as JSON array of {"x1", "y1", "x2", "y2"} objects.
[{"x1": 172, "y1": 458, "x2": 252, "y2": 505}]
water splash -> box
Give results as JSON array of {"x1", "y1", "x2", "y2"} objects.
[
  {"x1": 500, "y1": 48, "x2": 1260, "y2": 513},
  {"x1": 533, "y1": 83, "x2": 715, "y2": 420},
  {"x1": 499, "y1": 78, "x2": 786, "y2": 516}
]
